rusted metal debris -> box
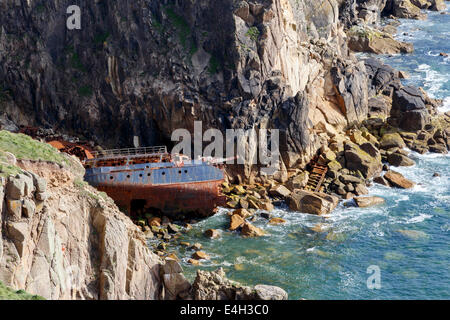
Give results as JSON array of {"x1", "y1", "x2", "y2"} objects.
[
  {"x1": 47, "y1": 140, "x2": 94, "y2": 161},
  {"x1": 18, "y1": 125, "x2": 95, "y2": 161}
]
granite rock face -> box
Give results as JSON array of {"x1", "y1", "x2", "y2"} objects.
[
  {"x1": 0, "y1": 160, "x2": 162, "y2": 300},
  {"x1": 0, "y1": 0, "x2": 388, "y2": 181}
]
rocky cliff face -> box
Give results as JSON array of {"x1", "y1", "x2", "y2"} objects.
[
  {"x1": 0, "y1": 0, "x2": 446, "y2": 183},
  {"x1": 0, "y1": 157, "x2": 162, "y2": 300},
  {"x1": 0, "y1": 0, "x2": 373, "y2": 179}
]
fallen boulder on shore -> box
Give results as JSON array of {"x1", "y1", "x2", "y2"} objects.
[
  {"x1": 384, "y1": 170, "x2": 416, "y2": 189},
  {"x1": 287, "y1": 190, "x2": 339, "y2": 215},
  {"x1": 354, "y1": 196, "x2": 386, "y2": 208},
  {"x1": 192, "y1": 268, "x2": 288, "y2": 300}
]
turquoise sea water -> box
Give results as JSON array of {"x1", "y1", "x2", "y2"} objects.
[{"x1": 172, "y1": 6, "x2": 450, "y2": 300}]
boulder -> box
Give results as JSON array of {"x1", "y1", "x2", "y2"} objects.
[
  {"x1": 368, "y1": 96, "x2": 390, "y2": 117},
  {"x1": 204, "y1": 229, "x2": 221, "y2": 239},
  {"x1": 429, "y1": 0, "x2": 446, "y2": 11},
  {"x1": 287, "y1": 172, "x2": 309, "y2": 190},
  {"x1": 254, "y1": 285, "x2": 288, "y2": 300},
  {"x1": 429, "y1": 143, "x2": 448, "y2": 154},
  {"x1": 162, "y1": 258, "x2": 183, "y2": 274},
  {"x1": 344, "y1": 142, "x2": 382, "y2": 179},
  {"x1": 391, "y1": 86, "x2": 430, "y2": 131},
  {"x1": 241, "y1": 222, "x2": 265, "y2": 237},
  {"x1": 354, "y1": 184, "x2": 369, "y2": 196},
  {"x1": 239, "y1": 198, "x2": 249, "y2": 209},
  {"x1": 287, "y1": 190, "x2": 339, "y2": 215},
  {"x1": 191, "y1": 243, "x2": 203, "y2": 251},
  {"x1": 258, "y1": 201, "x2": 274, "y2": 212},
  {"x1": 339, "y1": 174, "x2": 363, "y2": 185},
  {"x1": 380, "y1": 133, "x2": 406, "y2": 150},
  {"x1": 354, "y1": 196, "x2": 386, "y2": 208},
  {"x1": 390, "y1": 0, "x2": 428, "y2": 20},
  {"x1": 269, "y1": 185, "x2": 291, "y2": 198},
  {"x1": 192, "y1": 251, "x2": 210, "y2": 260},
  {"x1": 384, "y1": 170, "x2": 415, "y2": 189},
  {"x1": 374, "y1": 176, "x2": 391, "y2": 187},
  {"x1": 232, "y1": 208, "x2": 252, "y2": 219},
  {"x1": 148, "y1": 217, "x2": 161, "y2": 227},
  {"x1": 229, "y1": 214, "x2": 245, "y2": 231},
  {"x1": 348, "y1": 25, "x2": 414, "y2": 54},
  {"x1": 387, "y1": 153, "x2": 415, "y2": 166},
  {"x1": 167, "y1": 223, "x2": 180, "y2": 234},
  {"x1": 192, "y1": 268, "x2": 288, "y2": 300},
  {"x1": 188, "y1": 259, "x2": 201, "y2": 266},
  {"x1": 162, "y1": 273, "x2": 191, "y2": 300},
  {"x1": 360, "y1": 142, "x2": 380, "y2": 158}
]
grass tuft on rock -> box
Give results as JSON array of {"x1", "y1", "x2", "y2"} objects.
[
  {"x1": 0, "y1": 281, "x2": 45, "y2": 300},
  {"x1": 0, "y1": 130, "x2": 68, "y2": 165}
]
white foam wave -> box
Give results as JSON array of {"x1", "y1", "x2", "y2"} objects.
[
  {"x1": 441, "y1": 97, "x2": 450, "y2": 113},
  {"x1": 405, "y1": 214, "x2": 433, "y2": 224}
]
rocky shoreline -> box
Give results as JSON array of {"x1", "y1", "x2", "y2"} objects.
[{"x1": 0, "y1": 0, "x2": 449, "y2": 300}]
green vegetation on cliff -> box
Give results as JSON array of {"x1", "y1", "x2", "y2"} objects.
[
  {"x1": 0, "y1": 130, "x2": 68, "y2": 165},
  {"x1": 0, "y1": 281, "x2": 45, "y2": 300}
]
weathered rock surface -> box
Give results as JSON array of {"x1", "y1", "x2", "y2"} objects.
[
  {"x1": 384, "y1": 170, "x2": 416, "y2": 189},
  {"x1": 391, "y1": 86, "x2": 431, "y2": 131},
  {"x1": 0, "y1": 161, "x2": 162, "y2": 300},
  {"x1": 348, "y1": 26, "x2": 414, "y2": 54},
  {"x1": 241, "y1": 222, "x2": 265, "y2": 237},
  {"x1": 387, "y1": 152, "x2": 415, "y2": 166},
  {"x1": 354, "y1": 196, "x2": 386, "y2": 207},
  {"x1": 287, "y1": 190, "x2": 339, "y2": 215},
  {"x1": 229, "y1": 214, "x2": 245, "y2": 231},
  {"x1": 344, "y1": 142, "x2": 382, "y2": 179},
  {"x1": 204, "y1": 229, "x2": 221, "y2": 239},
  {"x1": 160, "y1": 258, "x2": 191, "y2": 300},
  {"x1": 192, "y1": 268, "x2": 287, "y2": 300}
]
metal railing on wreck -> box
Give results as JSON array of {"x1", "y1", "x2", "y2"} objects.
[{"x1": 89, "y1": 146, "x2": 168, "y2": 160}]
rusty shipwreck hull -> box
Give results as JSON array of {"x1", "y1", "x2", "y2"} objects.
[
  {"x1": 96, "y1": 180, "x2": 226, "y2": 217},
  {"x1": 83, "y1": 148, "x2": 227, "y2": 218}
]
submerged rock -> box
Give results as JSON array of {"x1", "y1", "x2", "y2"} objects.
[
  {"x1": 268, "y1": 217, "x2": 286, "y2": 225},
  {"x1": 397, "y1": 229, "x2": 429, "y2": 240}
]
